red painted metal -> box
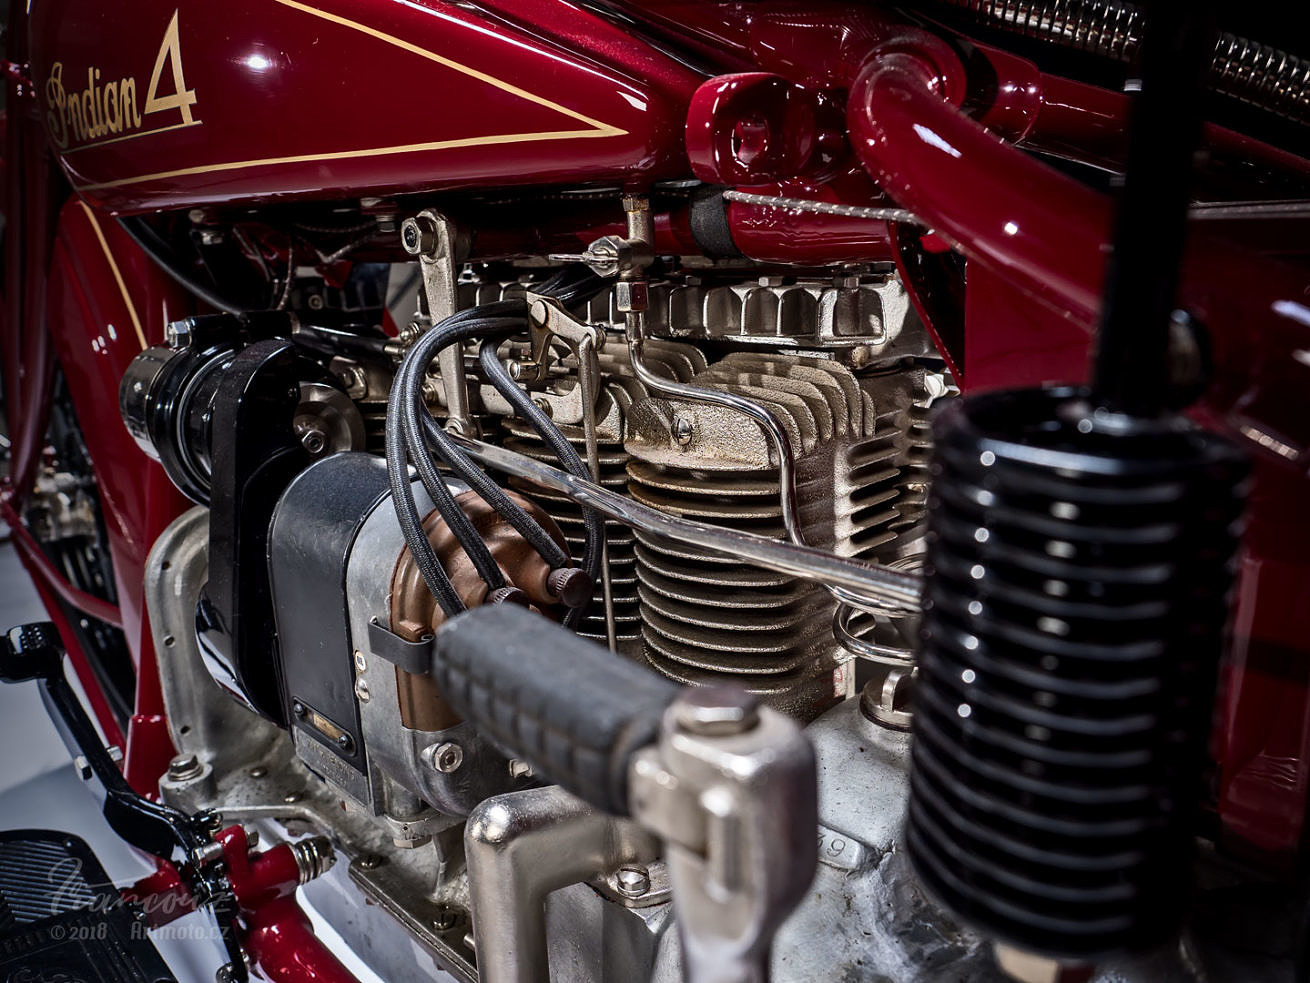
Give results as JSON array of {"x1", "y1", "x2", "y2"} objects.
[
  {"x1": 22, "y1": 561, "x2": 127, "y2": 750},
  {"x1": 122, "y1": 860, "x2": 194, "y2": 929},
  {"x1": 1, "y1": 0, "x2": 1308, "y2": 933},
  {"x1": 124, "y1": 830, "x2": 358, "y2": 983},
  {"x1": 0, "y1": 497, "x2": 124, "y2": 627},
  {"x1": 4, "y1": 8, "x2": 58, "y2": 500},
  {"x1": 217, "y1": 827, "x2": 359, "y2": 983},
  {"x1": 30, "y1": 0, "x2": 704, "y2": 213}
]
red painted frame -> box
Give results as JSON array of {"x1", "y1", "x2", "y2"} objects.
[{"x1": 2, "y1": 1, "x2": 1310, "y2": 975}]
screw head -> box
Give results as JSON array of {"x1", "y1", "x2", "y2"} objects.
[
  {"x1": 284, "y1": 791, "x2": 302, "y2": 804},
  {"x1": 672, "y1": 413, "x2": 694, "y2": 448},
  {"x1": 614, "y1": 864, "x2": 651, "y2": 899},
  {"x1": 354, "y1": 679, "x2": 371, "y2": 703},
  {"x1": 337, "y1": 733, "x2": 356, "y2": 755},
  {"x1": 672, "y1": 685, "x2": 761, "y2": 737},
  {"x1": 248, "y1": 766, "x2": 268, "y2": 779},
  {"x1": 356, "y1": 853, "x2": 384, "y2": 870},
  {"x1": 432, "y1": 903, "x2": 460, "y2": 932},
  {"x1": 292, "y1": 700, "x2": 307, "y2": 718}
]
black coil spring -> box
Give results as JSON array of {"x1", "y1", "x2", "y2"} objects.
[{"x1": 908, "y1": 388, "x2": 1247, "y2": 958}]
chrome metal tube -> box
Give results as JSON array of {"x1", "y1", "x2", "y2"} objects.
[
  {"x1": 449, "y1": 434, "x2": 923, "y2": 614},
  {"x1": 465, "y1": 786, "x2": 657, "y2": 983}
]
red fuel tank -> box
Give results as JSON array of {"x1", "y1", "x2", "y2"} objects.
[{"x1": 29, "y1": 0, "x2": 705, "y2": 213}]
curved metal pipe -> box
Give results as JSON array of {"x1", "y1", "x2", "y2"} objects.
[
  {"x1": 848, "y1": 50, "x2": 1112, "y2": 325},
  {"x1": 465, "y1": 786, "x2": 658, "y2": 983}
]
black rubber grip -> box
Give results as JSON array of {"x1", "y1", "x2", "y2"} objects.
[{"x1": 433, "y1": 605, "x2": 679, "y2": 815}]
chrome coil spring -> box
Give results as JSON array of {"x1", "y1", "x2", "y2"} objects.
[{"x1": 925, "y1": 0, "x2": 1310, "y2": 122}]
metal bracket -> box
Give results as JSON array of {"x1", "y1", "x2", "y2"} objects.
[
  {"x1": 521, "y1": 292, "x2": 606, "y2": 384},
  {"x1": 628, "y1": 688, "x2": 818, "y2": 983},
  {"x1": 401, "y1": 210, "x2": 472, "y2": 434}
]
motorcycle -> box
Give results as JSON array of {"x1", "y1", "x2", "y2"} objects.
[{"x1": 1, "y1": 0, "x2": 1308, "y2": 980}]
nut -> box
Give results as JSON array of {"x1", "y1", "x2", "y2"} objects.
[
  {"x1": 614, "y1": 864, "x2": 651, "y2": 899},
  {"x1": 614, "y1": 280, "x2": 649, "y2": 313},
  {"x1": 400, "y1": 215, "x2": 440, "y2": 256},
  {"x1": 168, "y1": 753, "x2": 204, "y2": 781},
  {"x1": 428, "y1": 742, "x2": 464, "y2": 774},
  {"x1": 673, "y1": 685, "x2": 761, "y2": 737}
]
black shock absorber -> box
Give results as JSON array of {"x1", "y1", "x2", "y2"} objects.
[{"x1": 907, "y1": 0, "x2": 1249, "y2": 962}]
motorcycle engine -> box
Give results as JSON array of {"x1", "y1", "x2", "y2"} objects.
[{"x1": 117, "y1": 195, "x2": 1244, "y2": 983}]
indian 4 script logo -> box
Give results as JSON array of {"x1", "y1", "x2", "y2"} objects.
[{"x1": 44, "y1": 10, "x2": 199, "y2": 152}]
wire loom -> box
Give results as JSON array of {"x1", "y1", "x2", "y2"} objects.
[{"x1": 385, "y1": 269, "x2": 607, "y2": 628}]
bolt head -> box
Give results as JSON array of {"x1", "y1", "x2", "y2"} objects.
[
  {"x1": 300, "y1": 426, "x2": 328, "y2": 455},
  {"x1": 356, "y1": 853, "x2": 384, "y2": 870},
  {"x1": 432, "y1": 742, "x2": 463, "y2": 774},
  {"x1": 672, "y1": 413, "x2": 694, "y2": 448},
  {"x1": 337, "y1": 733, "x2": 356, "y2": 755},
  {"x1": 614, "y1": 864, "x2": 651, "y2": 899},
  {"x1": 165, "y1": 319, "x2": 194, "y2": 349},
  {"x1": 672, "y1": 685, "x2": 761, "y2": 737},
  {"x1": 249, "y1": 766, "x2": 268, "y2": 779},
  {"x1": 401, "y1": 215, "x2": 440, "y2": 256},
  {"x1": 354, "y1": 679, "x2": 371, "y2": 703},
  {"x1": 292, "y1": 700, "x2": 307, "y2": 718},
  {"x1": 168, "y1": 752, "x2": 203, "y2": 780}
]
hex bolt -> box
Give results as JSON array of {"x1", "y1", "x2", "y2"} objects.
[
  {"x1": 547, "y1": 567, "x2": 593, "y2": 608},
  {"x1": 431, "y1": 742, "x2": 464, "y2": 774},
  {"x1": 672, "y1": 413, "x2": 695, "y2": 448},
  {"x1": 299, "y1": 424, "x2": 328, "y2": 456},
  {"x1": 672, "y1": 685, "x2": 761, "y2": 737},
  {"x1": 401, "y1": 215, "x2": 440, "y2": 256},
  {"x1": 614, "y1": 864, "x2": 651, "y2": 899},
  {"x1": 165, "y1": 318, "x2": 195, "y2": 349},
  {"x1": 292, "y1": 700, "x2": 307, "y2": 718},
  {"x1": 168, "y1": 753, "x2": 204, "y2": 782}
]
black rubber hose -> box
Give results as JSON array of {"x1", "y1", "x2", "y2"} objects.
[
  {"x1": 386, "y1": 355, "x2": 468, "y2": 616},
  {"x1": 479, "y1": 340, "x2": 605, "y2": 629},
  {"x1": 385, "y1": 303, "x2": 526, "y2": 609},
  {"x1": 118, "y1": 217, "x2": 251, "y2": 315},
  {"x1": 1092, "y1": 0, "x2": 1216, "y2": 415},
  {"x1": 419, "y1": 414, "x2": 569, "y2": 570}
]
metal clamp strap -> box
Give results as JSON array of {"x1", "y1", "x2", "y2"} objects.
[{"x1": 367, "y1": 619, "x2": 435, "y2": 674}]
